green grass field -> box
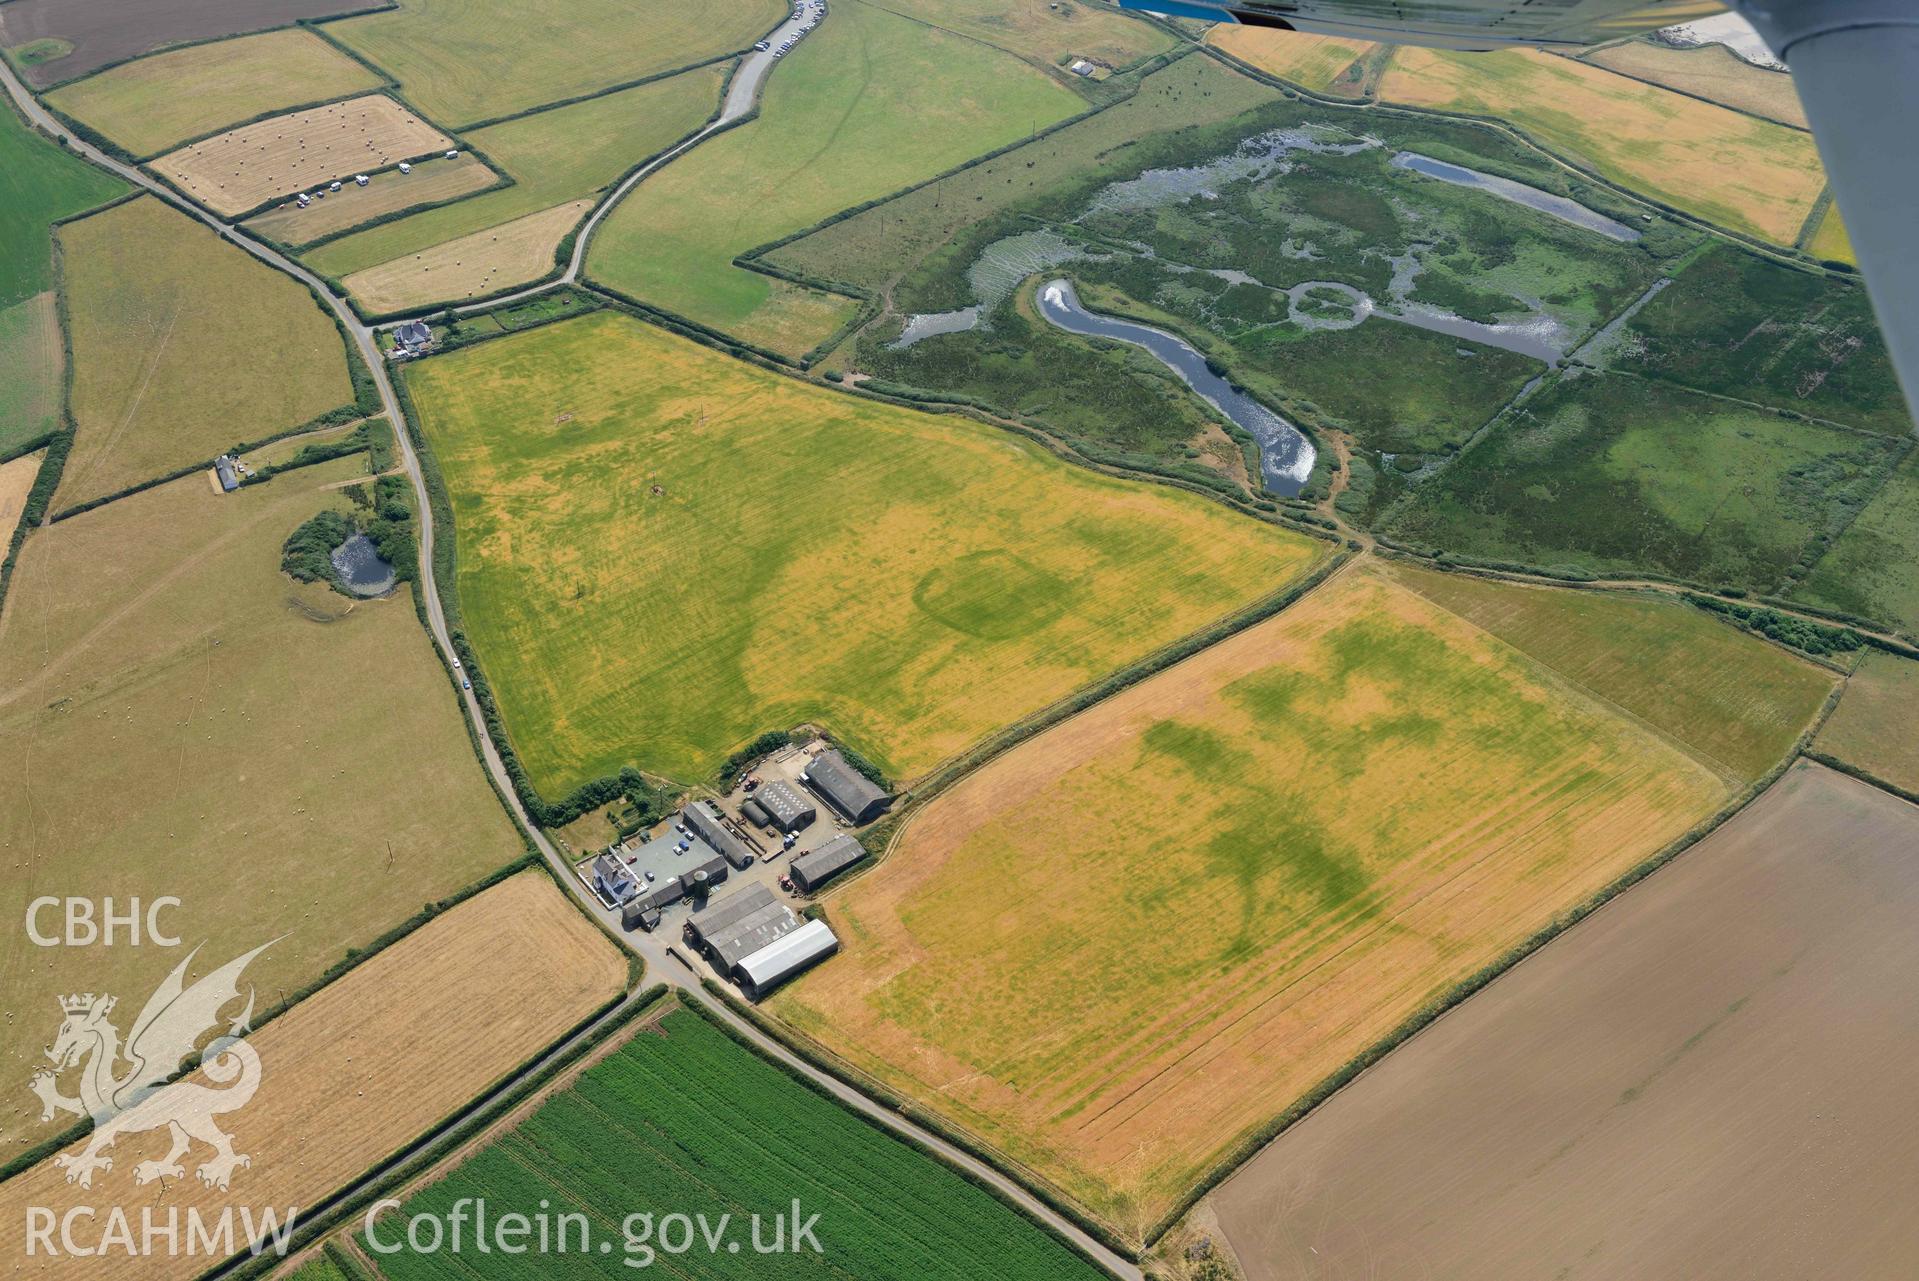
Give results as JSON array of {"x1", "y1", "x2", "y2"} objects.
[
  {"x1": 0, "y1": 292, "x2": 62, "y2": 457},
  {"x1": 1391, "y1": 564, "x2": 1835, "y2": 781},
  {"x1": 0, "y1": 99, "x2": 123, "y2": 309},
  {"x1": 1791, "y1": 448, "x2": 1919, "y2": 632},
  {"x1": 1816, "y1": 653, "x2": 1919, "y2": 794},
  {"x1": 586, "y1": 0, "x2": 1084, "y2": 356},
  {"x1": 874, "y1": 0, "x2": 1173, "y2": 71},
  {"x1": 0, "y1": 455, "x2": 523, "y2": 1152},
  {"x1": 362, "y1": 1004, "x2": 1109, "y2": 1280},
  {"x1": 305, "y1": 65, "x2": 723, "y2": 279},
  {"x1": 1621, "y1": 243, "x2": 1908, "y2": 436},
  {"x1": 408, "y1": 310, "x2": 1322, "y2": 794},
  {"x1": 55, "y1": 196, "x2": 353, "y2": 508},
  {"x1": 327, "y1": 0, "x2": 779, "y2": 126},
  {"x1": 1383, "y1": 372, "x2": 1901, "y2": 593},
  {"x1": 45, "y1": 29, "x2": 383, "y2": 157}
]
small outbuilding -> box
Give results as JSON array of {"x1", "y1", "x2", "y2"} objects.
[
  {"x1": 684, "y1": 801, "x2": 756, "y2": 870},
  {"x1": 739, "y1": 798, "x2": 774, "y2": 829},
  {"x1": 800, "y1": 749, "x2": 890, "y2": 826},
  {"x1": 735, "y1": 920, "x2": 839, "y2": 998},
  {"x1": 755, "y1": 779, "x2": 816, "y2": 833},
  {"x1": 789, "y1": 834, "x2": 866, "y2": 893},
  {"x1": 214, "y1": 455, "x2": 240, "y2": 492}
]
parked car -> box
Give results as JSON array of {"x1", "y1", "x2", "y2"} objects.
[
  {"x1": 755, "y1": 40, "x2": 769, "y2": 50},
  {"x1": 778, "y1": 875, "x2": 795, "y2": 892}
]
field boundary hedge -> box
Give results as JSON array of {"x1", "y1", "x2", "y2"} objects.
[{"x1": 1803, "y1": 748, "x2": 1919, "y2": 808}]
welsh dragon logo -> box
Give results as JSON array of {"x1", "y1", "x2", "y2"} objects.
[{"x1": 29, "y1": 942, "x2": 271, "y2": 1191}]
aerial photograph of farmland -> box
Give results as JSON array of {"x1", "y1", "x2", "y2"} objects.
[{"x1": 1, "y1": 1, "x2": 1916, "y2": 1279}]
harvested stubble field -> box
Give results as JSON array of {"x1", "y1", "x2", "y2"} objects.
[
  {"x1": 0, "y1": 449, "x2": 44, "y2": 535},
  {"x1": 1208, "y1": 762, "x2": 1919, "y2": 1281},
  {"x1": 587, "y1": 0, "x2": 1083, "y2": 356},
  {"x1": 0, "y1": 96, "x2": 123, "y2": 308},
  {"x1": 1584, "y1": 38, "x2": 1808, "y2": 128},
  {"x1": 774, "y1": 566, "x2": 1747, "y2": 1228},
  {"x1": 327, "y1": 0, "x2": 779, "y2": 126},
  {"x1": 364, "y1": 1003, "x2": 1109, "y2": 1280},
  {"x1": 342, "y1": 198, "x2": 592, "y2": 312},
  {"x1": 0, "y1": 873, "x2": 624, "y2": 1280},
  {"x1": 55, "y1": 197, "x2": 352, "y2": 508},
  {"x1": 1210, "y1": 27, "x2": 1372, "y2": 94},
  {"x1": 407, "y1": 311, "x2": 1321, "y2": 793},
  {"x1": 245, "y1": 153, "x2": 499, "y2": 246},
  {"x1": 152, "y1": 94, "x2": 453, "y2": 218},
  {"x1": 1817, "y1": 653, "x2": 1919, "y2": 794},
  {"x1": 0, "y1": 455, "x2": 526, "y2": 1152},
  {"x1": 1379, "y1": 46, "x2": 1825, "y2": 243},
  {"x1": 0, "y1": 0, "x2": 379, "y2": 87},
  {"x1": 45, "y1": 29, "x2": 384, "y2": 158},
  {"x1": 0, "y1": 293, "x2": 62, "y2": 457}
]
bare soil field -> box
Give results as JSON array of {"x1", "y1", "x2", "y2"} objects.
[
  {"x1": 1816, "y1": 653, "x2": 1919, "y2": 795},
  {"x1": 0, "y1": 872, "x2": 624, "y2": 1279},
  {"x1": 340, "y1": 198, "x2": 590, "y2": 313},
  {"x1": 1585, "y1": 39, "x2": 1808, "y2": 128},
  {"x1": 0, "y1": 448, "x2": 45, "y2": 535},
  {"x1": 152, "y1": 94, "x2": 452, "y2": 217},
  {"x1": 45, "y1": 28, "x2": 384, "y2": 158},
  {"x1": 1210, "y1": 27, "x2": 1373, "y2": 95},
  {"x1": 244, "y1": 153, "x2": 498, "y2": 246},
  {"x1": 0, "y1": 0, "x2": 386, "y2": 88},
  {"x1": 1209, "y1": 761, "x2": 1919, "y2": 1281},
  {"x1": 775, "y1": 567, "x2": 1728, "y2": 1229}
]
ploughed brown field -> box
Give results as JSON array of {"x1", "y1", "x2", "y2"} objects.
[{"x1": 1209, "y1": 760, "x2": 1919, "y2": 1281}]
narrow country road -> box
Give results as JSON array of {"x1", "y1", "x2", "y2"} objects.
[{"x1": 1, "y1": 37, "x2": 1142, "y2": 1281}]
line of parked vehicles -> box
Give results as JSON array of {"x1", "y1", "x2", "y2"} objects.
[{"x1": 755, "y1": 0, "x2": 825, "y2": 59}]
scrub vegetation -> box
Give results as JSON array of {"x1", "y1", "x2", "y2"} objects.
[
  {"x1": 1790, "y1": 450, "x2": 1919, "y2": 632},
  {"x1": 775, "y1": 566, "x2": 1733, "y2": 1229},
  {"x1": 406, "y1": 311, "x2": 1320, "y2": 795}
]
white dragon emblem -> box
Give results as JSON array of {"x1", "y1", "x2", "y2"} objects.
[{"x1": 29, "y1": 942, "x2": 271, "y2": 1191}]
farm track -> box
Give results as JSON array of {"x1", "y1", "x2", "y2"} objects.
[{"x1": 0, "y1": 34, "x2": 1142, "y2": 1281}]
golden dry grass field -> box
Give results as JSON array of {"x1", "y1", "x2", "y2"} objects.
[
  {"x1": 243, "y1": 154, "x2": 499, "y2": 247},
  {"x1": 406, "y1": 310, "x2": 1323, "y2": 793},
  {"x1": 1584, "y1": 39, "x2": 1808, "y2": 128},
  {"x1": 1379, "y1": 46, "x2": 1826, "y2": 243},
  {"x1": 773, "y1": 566, "x2": 1757, "y2": 1230},
  {"x1": 152, "y1": 95, "x2": 453, "y2": 217},
  {"x1": 0, "y1": 872, "x2": 623, "y2": 1280},
  {"x1": 1816, "y1": 653, "x2": 1919, "y2": 795},
  {"x1": 0, "y1": 455, "x2": 526, "y2": 1155},
  {"x1": 1209, "y1": 26, "x2": 1373, "y2": 94},
  {"x1": 1207, "y1": 762, "x2": 1919, "y2": 1281},
  {"x1": 0, "y1": 448, "x2": 44, "y2": 535},
  {"x1": 340, "y1": 198, "x2": 591, "y2": 312},
  {"x1": 45, "y1": 29, "x2": 385, "y2": 158},
  {"x1": 54, "y1": 197, "x2": 351, "y2": 508}
]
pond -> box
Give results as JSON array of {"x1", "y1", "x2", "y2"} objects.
[
  {"x1": 1036, "y1": 279, "x2": 1314, "y2": 496},
  {"x1": 1390, "y1": 152, "x2": 1642, "y2": 242},
  {"x1": 329, "y1": 532, "x2": 395, "y2": 597}
]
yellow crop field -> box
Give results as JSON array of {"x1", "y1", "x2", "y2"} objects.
[
  {"x1": 1809, "y1": 201, "x2": 1856, "y2": 264},
  {"x1": 0, "y1": 873, "x2": 623, "y2": 1279},
  {"x1": 1210, "y1": 26, "x2": 1372, "y2": 94},
  {"x1": 0, "y1": 455, "x2": 527, "y2": 1153},
  {"x1": 1585, "y1": 39, "x2": 1808, "y2": 128},
  {"x1": 341, "y1": 198, "x2": 591, "y2": 312},
  {"x1": 46, "y1": 29, "x2": 384, "y2": 158},
  {"x1": 774, "y1": 566, "x2": 1732, "y2": 1230},
  {"x1": 55, "y1": 197, "x2": 352, "y2": 508},
  {"x1": 1380, "y1": 46, "x2": 1826, "y2": 243},
  {"x1": 152, "y1": 94, "x2": 453, "y2": 217},
  {"x1": 244, "y1": 153, "x2": 500, "y2": 246}
]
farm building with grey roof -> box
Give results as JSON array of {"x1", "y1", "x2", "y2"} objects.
[{"x1": 801, "y1": 749, "x2": 889, "y2": 825}]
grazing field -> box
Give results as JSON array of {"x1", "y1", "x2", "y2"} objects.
[
  {"x1": 1389, "y1": 565, "x2": 1834, "y2": 781},
  {"x1": 0, "y1": 455, "x2": 525, "y2": 1154},
  {"x1": 774, "y1": 566, "x2": 1729, "y2": 1226},
  {"x1": 0, "y1": 449, "x2": 44, "y2": 536},
  {"x1": 1809, "y1": 202, "x2": 1856, "y2": 264},
  {"x1": 152, "y1": 94, "x2": 453, "y2": 217},
  {"x1": 1584, "y1": 39, "x2": 1808, "y2": 127},
  {"x1": 1210, "y1": 27, "x2": 1372, "y2": 94},
  {"x1": 0, "y1": 293, "x2": 62, "y2": 456},
  {"x1": 1792, "y1": 450, "x2": 1919, "y2": 632},
  {"x1": 1208, "y1": 761, "x2": 1919, "y2": 1281},
  {"x1": 587, "y1": 0, "x2": 1083, "y2": 356},
  {"x1": 44, "y1": 29, "x2": 384, "y2": 157},
  {"x1": 1817, "y1": 654, "x2": 1919, "y2": 794},
  {"x1": 874, "y1": 0, "x2": 1173, "y2": 70},
  {"x1": 0, "y1": 0, "x2": 378, "y2": 87},
  {"x1": 0, "y1": 98, "x2": 124, "y2": 307},
  {"x1": 1383, "y1": 372, "x2": 1902, "y2": 595},
  {"x1": 1380, "y1": 47, "x2": 1825, "y2": 243},
  {"x1": 363, "y1": 1004, "x2": 1108, "y2": 1281},
  {"x1": 0, "y1": 873, "x2": 622, "y2": 1279},
  {"x1": 306, "y1": 65, "x2": 724, "y2": 278},
  {"x1": 341, "y1": 198, "x2": 592, "y2": 312},
  {"x1": 55, "y1": 197, "x2": 352, "y2": 507},
  {"x1": 407, "y1": 311, "x2": 1321, "y2": 793},
  {"x1": 1620, "y1": 243, "x2": 1907, "y2": 435},
  {"x1": 328, "y1": 0, "x2": 779, "y2": 126},
  {"x1": 245, "y1": 153, "x2": 499, "y2": 246}
]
